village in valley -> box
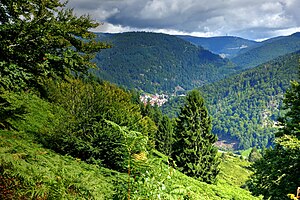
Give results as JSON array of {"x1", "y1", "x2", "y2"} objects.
[
  {"x1": 140, "y1": 93, "x2": 169, "y2": 106},
  {"x1": 140, "y1": 85, "x2": 187, "y2": 106}
]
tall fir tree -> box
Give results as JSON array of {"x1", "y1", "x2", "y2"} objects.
[
  {"x1": 156, "y1": 115, "x2": 175, "y2": 157},
  {"x1": 172, "y1": 90, "x2": 220, "y2": 183}
]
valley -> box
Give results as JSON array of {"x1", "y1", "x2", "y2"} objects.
[
  {"x1": 1, "y1": 2, "x2": 299, "y2": 198},
  {"x1": 95, "y1": 31, "x2": 300, "y2": 150}
]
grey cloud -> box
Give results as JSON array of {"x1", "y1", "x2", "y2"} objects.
[{"x1": 67, "y1": 0, "x2": 300, "y2": 40}]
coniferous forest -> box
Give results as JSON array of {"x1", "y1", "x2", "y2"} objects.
[{"x1": 0, "y1": 1, "x2": 300, "y2": 200}]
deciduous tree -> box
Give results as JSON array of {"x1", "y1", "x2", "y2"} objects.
[{"x1": 0, "y1": 0, "x2": 108, "y2": 90}]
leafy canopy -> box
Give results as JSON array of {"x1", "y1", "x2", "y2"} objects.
[{"x1": 0, "y1": 0, "x2": 108, "y2": 90}]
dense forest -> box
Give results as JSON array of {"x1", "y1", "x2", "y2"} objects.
[
  {"x1": 162, "y1": 51, "x2": 300, "y2": 149},
  {"x1": 1, "y1": 0, "x2": 299, "y2": 199},
  {"x1": 93, "y1": 32, "x2": 235, "y2": 93}
]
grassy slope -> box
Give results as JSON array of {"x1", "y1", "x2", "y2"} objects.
[
  {"x1": 0, "y1": 131, "x2": 120, "y2": 199},
  {"x1": 0, "y1": 92, "x2": 261, "y2": 199},
  {"x1": 0, "y1": 130, "x2": 261, "y2": 199}
]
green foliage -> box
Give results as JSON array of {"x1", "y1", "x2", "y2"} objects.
[
  {"x1": 0, "y1": 0, "x2": 108, "y2": 91},
  {"x1": 113, "y1": 149, "x2": 262, "y2": 200},
  {"x1": 248, "y1": 147, "x2": 262, "y2": 162},
  {"x1": 248, "y1": 68, "x2": 300, "y2": 199},
  {"x1": 0, "y1": 91, "x2": 27, "y2": 129},
  {"x1": 39, "y1": 78, "x2": 156, "y2": 172},
  {"x1": 155, "y1": 115, "x2": 175, "y2": 157},
  {"x1": 93, "y1": 32, "x2": 234, "y2": 93},
  {"x1": 105, "y1": 120, "x2": 149, "y2": 200},
  {"x1": 172, "y1": 90, "x2": 220, "y2": 183},
  {"x1": 140, "y1": 103, "x2": 175, "y2": 156},
  {"x1": 0, "y1": 130, "x2": 261, "y2": 199},
  {"x1": 248, "y1": 139, "x2": 300, "y2": 200},
  {"x1": 276, "y1": 79, "x2": 300, "y2": 138},
  {"x1": 0, "y1": 87, "x2": 260, "y2": 199},
  {"x1": 218, "y1": 152, "x2": 254, "y2": 187}
]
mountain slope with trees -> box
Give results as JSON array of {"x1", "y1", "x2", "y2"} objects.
[
  {"x1": 232, "y1": 32, "x2": 300, "y2": 70},
  {"x1": 162, "y1": 51, "x2": 300, "y2": 150},
  {"x1": 1, "y1": 1, "x2": 298, "y2": 199},
  {"x1": 248, "y1": 69, "x2": 300, "y2": 200},
  {"x1": 93, "y1": 32, "x2": 235, "y2": 93}
]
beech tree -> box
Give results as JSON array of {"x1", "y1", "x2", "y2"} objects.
[
  {"x1": 0, "y1": 0, "x2": 108, "y2": 90},
  {"x1": 172, "y1": 90, "x2": 220, "y2": 183}
]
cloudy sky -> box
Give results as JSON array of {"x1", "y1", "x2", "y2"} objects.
[{"x1": 67, "y1": 0, "x2": 300, "y2": 41}]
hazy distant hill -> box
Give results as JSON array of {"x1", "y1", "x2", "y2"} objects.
[
  {"x1": 177, "y1": 35, "x2": 259, "y2": 58},
  {"x1": 231, "y1": 32, "x2": 300, "y2": 70},
  {"x1": 162, "y1": 51, "x2": 300, "y2": 150},
  {"x1": 93, "y1": 32, "x2": 234, "y2": 93}
]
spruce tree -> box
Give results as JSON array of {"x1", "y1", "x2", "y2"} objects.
[
  {"x1": 172, "y1": 90, "x2": 219, "y2": 183},
  {"x1": 156, "y1": 115, "x2": 174, "y2": 157}
]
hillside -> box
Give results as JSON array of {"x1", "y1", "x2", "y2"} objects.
[
  {"x1": 177, "y1": 35, "x2": 259, "y2": 58},
  {"x1": 0, "y1": 130, "x2": 261, "y2": 200},
  {"x1": 162, "y1": 51, "x2": 300, "y2": 150},
  {"x1": 93, "y1": 32, "x2": 234, "y2": 93},
  {"x1": 232, "y1": 32, "x2": 300, "y2": 70},
  {"x1": 0, "y1": 81, "x2": 260, "y2": 199}
]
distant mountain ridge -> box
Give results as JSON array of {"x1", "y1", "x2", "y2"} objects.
[
  {"x1": 93, "y1": 32, "x2": 234, "y2": 93},
  {"x1": 231, "y1": 32, "x2": 300, "y2": 70},
  {"x1": 178, "y1": 32, "x2": 300, "y2": 71},
  {"x1": 176, "y1": 35, "x2": 259, "y2": 58}
]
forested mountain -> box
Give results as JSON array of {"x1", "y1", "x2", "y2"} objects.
[
  {"x1": 93, "y1": 32, "x2": 300, "y2": 95},
  {"x1": 178, "y1": 33, "x2": 300, "y2": 71},
  {"x1": 177, "y1": 35, "x2": 259, "y2": 58},
  {"x1": 232, "y1": 32, "x2": 300, "y2": 70},
  {"x1": 162, "y1": 51, "x2": 300, "y2": 150},
  {"x1": 93, "y1": 32, "x2": 234, "y2": 93}
]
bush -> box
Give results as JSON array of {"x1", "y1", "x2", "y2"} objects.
[{"x1": 39, "y1": 79, "x2": 156, "y2": 172}]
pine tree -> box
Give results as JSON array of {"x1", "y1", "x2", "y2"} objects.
[{"x1": 172, "y1": 90, "x2": 220, "y2": 183}]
